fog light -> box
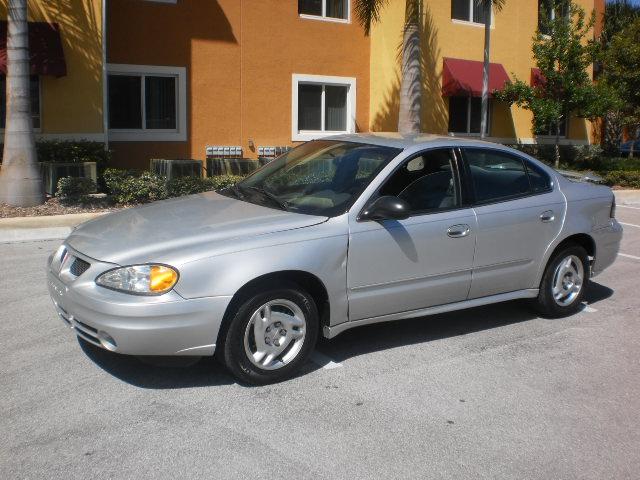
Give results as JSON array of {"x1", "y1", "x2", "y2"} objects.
[{"x1": 97, "y1": 331, "x2": 117, "y2": 351}]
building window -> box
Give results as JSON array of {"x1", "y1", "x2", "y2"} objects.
[
  {"x1": 0, "y1": 75, "x2": 41, "y2": 130},
  {"x1": 299, "y1": 0, "x2": 349, "y2": 21},
  {"x1": 448, "y1": 96, "x2": 490, "y2": 135},
  {"x1": 292, "y1": 74, "x2": 356, "y2": 141},
  {"x1": 451, "y1": 0, "x2": 490, "y2": 25},
  {"x1": 107, "y1": 64, "x2": 186, "y2": 141}
]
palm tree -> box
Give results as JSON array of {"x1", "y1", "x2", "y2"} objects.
[
  {"x1": 0, "y1": 0, "x2": 43, "y2": 207},
  {"x1": 355, "y1": 0, "x2": 421, "y2": 134},
  {"x1": 478, "y1": 0, "x2": 507, "y2": 139}
]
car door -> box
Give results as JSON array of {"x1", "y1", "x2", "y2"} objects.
[
  {"x1": 460, "y1": 147, "x2": 566, "y2": 299},
  {"x1": 347, "y1": 148, "x2": 478, "y2": 321}
]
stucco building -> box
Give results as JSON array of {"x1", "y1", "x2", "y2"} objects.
[{"x1": 1, "y1": 0, "x2": 605, "y2": 169}]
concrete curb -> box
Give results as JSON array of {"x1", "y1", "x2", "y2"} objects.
[
  {"x1": 614, "y1": 190, "x2": 640, "y2": 206},
  {"x1": 0, "y1": 212, "x2": 109, "y2": 243}
]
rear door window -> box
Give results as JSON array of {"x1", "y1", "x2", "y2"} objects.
[{"x1": 463, "y1": 149, "x2": 532, "y2": 204}]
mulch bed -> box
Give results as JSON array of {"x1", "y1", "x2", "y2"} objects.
[{"x1": 0, "y1": 197, "x2": 120, "y2": 218}]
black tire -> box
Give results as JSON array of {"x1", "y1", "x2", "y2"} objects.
[
  {"x1": 534, "y1": 244, "x2": 589, "y2": 318},
  {"x1": 220, "y1": 284, "x2": 319, "y2": 385}
]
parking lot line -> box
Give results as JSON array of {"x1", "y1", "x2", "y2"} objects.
[
  {"x1": 619, "y1": 253, "x2": 640, "y2": 261},
  {"x1": 310, "y1": 351, "x2": 344, "y2": 370},
  {"x1": 580, "y1": 303, "x2": 598, "y2": 313},
  {"x1": 620, "y1": 222, "x2": 640, "y2": 229},
  {"x1": 618, "y1": 205, "x2": 640, "y2": 210}
]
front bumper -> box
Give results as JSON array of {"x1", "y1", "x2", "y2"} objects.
[{"x1": 47, "y1": 247, "x2": 232, "y2": 356}]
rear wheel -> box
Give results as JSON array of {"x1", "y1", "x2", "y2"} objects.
[
  {"x1": 221, "y1": 285, "x2": 318, "y2": 385},
  {"x1": 534, "y1": 244, "x2": 589, "y2": 317}
]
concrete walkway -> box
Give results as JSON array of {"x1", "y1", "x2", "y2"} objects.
[
  {"x1": 0, "y1": 212, "x2": 107, "y2": 243},
  {"x1": 614, "y1": 189, "x2": 640, "y2": 206}
]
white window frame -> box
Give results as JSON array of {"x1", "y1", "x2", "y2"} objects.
[
  {"x1": 107, "y1": 63, "x2": 187, "y2": 142},
  {"x1": 292, "y1": 74, "x2": 356, "y2": 142},
  {"x1": 451, "y1": 0, "x2": 494, "y2": 27},
  {"x1": 299, "y1": 0, "x2": 351, "y2": 24},
  {"x1": 0, "y1": 75, "x2": 42, "y2": 134},
  {"x1": 448, "y1": 96, "x2": 492, "y2": 136}
]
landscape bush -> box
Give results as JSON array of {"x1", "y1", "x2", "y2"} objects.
[
  {"x1": 601, "y1": 170, "x2": 640, "y2": 189},
  {"x1": 56, "y1": 176, "x2": 97, "y2": 203},
  {"x1": 103, "y1": 168, "x2": 168, "y2": 205},
  {"x1": 103, "y1": 169, "x2": 244, "y2": 204},
  {"x1": 166, "y1": 175, "x2": 244, "y2": 197}
]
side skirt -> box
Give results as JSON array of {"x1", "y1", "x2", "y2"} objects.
[{"x1": 323, "y1": 289, "x2": 539, "y2": 339}]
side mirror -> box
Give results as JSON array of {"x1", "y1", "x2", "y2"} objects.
[{"x1": 360, "y1": 195, "x2": 410, "y2": 222}]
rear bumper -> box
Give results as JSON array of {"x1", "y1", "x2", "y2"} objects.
[
  {"x1": 591, "y1": 220, "x2": 623, "y2": 277},
  {"x1": 48, "y1": 270, "x2": 232, "y2": 356}
]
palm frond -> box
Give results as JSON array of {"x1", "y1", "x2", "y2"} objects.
[
  {"x1": 475, "y1": 0, "x2": 507, "y2": 13},
  {"x1": 353, "y1": 0, "x2": 388, "y2": 36}
]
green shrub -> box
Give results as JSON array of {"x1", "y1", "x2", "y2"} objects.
[
  {"x1": 103, "y1": 168, "x2": 167, "y2": 205},
  {"x1": 166, "y1": 175, "x2": 245, "y2": 197},
  {"x1": 601, "y1": 170, "x2": 640, "y2": 189},
  {"x1": 56, "y1": 176, "x2": 97, "y2": 203},
  {"x1": 208, "y1": 174, "x2": 245, "y2": 191},
  {"x1": 35, "y1": 140, "x2": 111, "y2": 167}
]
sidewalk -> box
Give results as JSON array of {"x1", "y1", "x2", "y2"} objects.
[
  {"x1": 614, "y1": 189, "x2": 640, "y2": 206},
  {"x1": 0, "y1": 212, "x2": 107, "y2": 243}
]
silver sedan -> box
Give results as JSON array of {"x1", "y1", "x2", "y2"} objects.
[{"x1": 47, "y1": 134, "x2": 623, "y2": 384}]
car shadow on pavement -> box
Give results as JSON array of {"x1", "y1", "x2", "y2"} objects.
[
  {"x1": 79, "y1": 281, "x2": 613, "y2": 388},
  {"x1": 79, "y1": 339, "x2": 236, "y2": 389},
  {"x1": 316, "y1": 281, "x2": 614, "y2": 363}
]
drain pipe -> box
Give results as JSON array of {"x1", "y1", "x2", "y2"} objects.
[{"x1": 101, "y1": 0, "x2": 108, "y2": 151}]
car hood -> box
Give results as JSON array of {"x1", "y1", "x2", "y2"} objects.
[{"x1": 66, "y1": 192, "x2": 328, "y2": 265}]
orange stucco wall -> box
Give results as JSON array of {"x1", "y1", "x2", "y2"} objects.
[{"x1": 107, "y1": 0, "x2": 370, "y2": 169}]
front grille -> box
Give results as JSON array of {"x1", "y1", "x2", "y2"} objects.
[{"x1": 69, "y1": 258, "x2": 90, "y2": 277}]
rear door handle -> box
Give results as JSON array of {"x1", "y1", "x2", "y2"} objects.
[
  {"x1": 540, "y1": 210, "x2": 555, "y2": 222},
  {"x1": 447, "y1": 224, "x2": 470, "y2": 238}
]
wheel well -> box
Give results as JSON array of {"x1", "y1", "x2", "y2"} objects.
[
  {"x1": 555, "y1": 233, "x2": 596, "y2": 258},
  {"x1": 216, "y1": 271, "x2": 330, "y2": 347}
]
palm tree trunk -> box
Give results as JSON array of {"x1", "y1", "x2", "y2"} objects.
[
  {"x1": 0, "y1": 0, "x2": 43, "y2": 207},
  {"x1": 480, "y1": 1, "x2": 492, "y2": 139},
  {"x1": 397, "y1": 1, "x2": 421, "y2": 135}
]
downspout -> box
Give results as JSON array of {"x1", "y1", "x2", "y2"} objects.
[{"x1": 102, "y1": 0, "x2": 108, "y2": 151}]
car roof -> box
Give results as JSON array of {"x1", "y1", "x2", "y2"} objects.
[{"x1": 323, "y1": 132, "x2": 508, "y2": 150}]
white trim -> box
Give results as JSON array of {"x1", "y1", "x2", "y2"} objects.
[
  {"x1": 291, "y1": 74, "x2": 356, "y2": 142},
  {"x1": 106, "y1": 63, "x2": 187, "y2": 142},
  {"x1": 299, "y1": 0, "x2": 350, "y2": 24},
  {"x1": 451, "y1": 19, "x2": 494, "y2": 29}
]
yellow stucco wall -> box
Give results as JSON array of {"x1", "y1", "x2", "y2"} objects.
[
  {"x1": 0, "y1": 0, "x2": 104, "y2": 136},
  {"x1": 369, "y1": 0, "x2": 597, "y2": 143}
]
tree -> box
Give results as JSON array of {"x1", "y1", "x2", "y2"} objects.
[
  {"x1": 478, "y1": 0, "x2": 507, "y2": 139},
  {"x1": 601, "y1": 18, "x2": 640, "y2": 157},
  {"x1": 355, "y1": 0, "x2": 421, "y2": 134},
  {"x1": 599, "y1": 1, "x2": 640, "y2": 154},
  {"x1": 495, "y1": 0, "x2": 612, "y2": 167},
  {"x1": 0, "y1": 0, "x2": 43, "y2": 207}
]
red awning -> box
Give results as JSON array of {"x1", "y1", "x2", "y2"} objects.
[
  {"x1": 0, "y1": 21, "x2": 66, "y2": 77},
  {"x1": 531, "y1": 68, "x2": 546, "y2": 87},
  {"x1": 442, "y1": 57, "x2": 510, "y2": 97}
]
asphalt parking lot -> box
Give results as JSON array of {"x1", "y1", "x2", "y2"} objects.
[{"x1": 1, "y1": 206, "x2": 639, "y2": 480}]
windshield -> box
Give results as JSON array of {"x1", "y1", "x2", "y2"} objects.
[{"x1": 222, "y1": 140, "x2": 402, "y2": 217}]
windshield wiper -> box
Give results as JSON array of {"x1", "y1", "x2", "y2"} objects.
[{"x1": 240, "y1": 185, "x2": 289, "y2": 211}]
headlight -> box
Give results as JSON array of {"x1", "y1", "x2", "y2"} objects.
[{"x1": 96, "y1": 264, "x2": 179, "y2": 295}]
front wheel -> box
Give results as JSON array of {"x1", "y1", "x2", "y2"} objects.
[
  {"x1": 534, "y1": 244, "x2": 589, "y2": 317},
  {"x1": 221, "y1": 285, "x2": 319, "y2": 385}
]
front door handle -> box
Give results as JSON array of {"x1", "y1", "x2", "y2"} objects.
[
  {"x1": 540, "y1": 210, "x2": 555, "y2": 222},
  {"x1": 447, "y1": 224, "x2": 470, "y2": 238}
]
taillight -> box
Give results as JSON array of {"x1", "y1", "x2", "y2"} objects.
[{"x1": 610, "y1": 197, "x2": 616, "y2": 218}]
